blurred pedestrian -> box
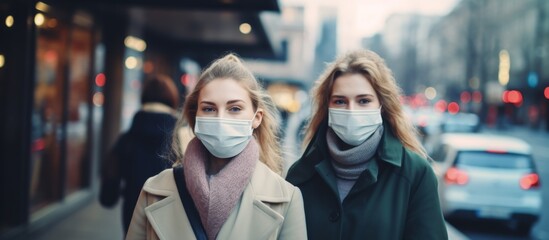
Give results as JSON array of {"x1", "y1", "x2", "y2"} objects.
[
  {"x1": 286, "y1": 49, "x2": 448, "y2": 239},
  {"x1": 126, "y1": 53, "x2": 307, "y2": 240},
  {"x1": 99, "y1": 74, "x2": 180, "y2": 235}
]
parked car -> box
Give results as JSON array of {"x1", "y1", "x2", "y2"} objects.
[
  {"x1": 412, "y1": 107, "x2": 444, "y2": 137},
  {"x1": 408, "y1": 107, "x2": 444, "y2": 154},
  {"x1": 442, "y1": 112, "x2": 481, "y2": 133},
  {"x1": 431, "y1": 133, "x2": 541, "y2": 232}
]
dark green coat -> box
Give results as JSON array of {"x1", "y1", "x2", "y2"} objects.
[{"x1": 286, "y1": 122, "x2": 448, "y2": 240}]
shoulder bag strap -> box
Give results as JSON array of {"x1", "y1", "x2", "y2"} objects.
[{"x1": 173, "y1": 166, "x2": 208, "y2": 240}]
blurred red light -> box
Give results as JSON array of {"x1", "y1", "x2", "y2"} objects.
[
  {"x1": 434, "y1": 100, "x2": 447, "y2": 112},
  {"x1": 472, "y1": 91, "x2": 482, "y2": 103},
  {"x1": 447, "y1": 102, "x2": 460, "y2": 114},
  {"x1": 544, "y1": 87, "x2": 549, "y2": 100},
  {"x1": 507, "y1": 90, "x2": 523, "y2": 105},
  {"x1": 520, "y1": 173, "x2": 540, "y2": 190},
  {"x1": 502, "y1": 90, "x2": 509, "y2": 103},
  {"x1": 95, "y1": 73, "x2": 106, "y2": 87},
  {"x1": 486, "y1": 149, "x2": 507, "y2": 154},
  {"x1": 32, "y1": 138, "x2": 45, "y2": 152},
  {"x1": 460, "y1": 91, "x2": 471, "y2": 103},
  {"x1": 180, "y1": 74, "x2": 190, "y2": 86},
  {"x1": 44, "y1": 50, "x2": 57, "y2": 64},
  {"x1": 445, "y1": 167, "x2": 468, "y2": 185}
]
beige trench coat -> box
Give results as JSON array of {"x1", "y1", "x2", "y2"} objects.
[{"x1": 125, "y1": 162, "x2": 307, "y2": 240}]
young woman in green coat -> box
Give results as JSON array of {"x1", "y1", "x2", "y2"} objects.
[{"x1": 286, "y1": 49, "x2": 448, "y2": 240}]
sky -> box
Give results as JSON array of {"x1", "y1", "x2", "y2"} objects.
[{"x1": 354, "y1": 0, "x2": 460, "y2": 37}]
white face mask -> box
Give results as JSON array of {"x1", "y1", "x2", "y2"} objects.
[
  {"x1": 328, "y1": 107, "x2": 383, "y2": 146},
  {"x1": 194, "y1": 113, "x2": 256, "y2": 158}
]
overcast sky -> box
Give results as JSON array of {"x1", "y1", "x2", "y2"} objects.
[{"x1": 355, "y1": 0, "x2": 460, "y2": 37}]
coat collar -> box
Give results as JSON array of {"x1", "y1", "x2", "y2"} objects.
[
  {"x1": 248, "y1": 162, "x2": 292, "y2": 203},
  {"x1": 145, "y1": 196, "x2": 195, "y2": 240},
  {"x1": 141, "y1": 162, "x2": 289, "y2": 239},
  {"x1": 287, "y1": 120, "x2": 403, "y2": 185},
  {"x1": 141, "y1": 170, "x2": 195, "y2": 240},
  {"x1": 141, "y1": 102, "x2": 175, "y2": 115},
  {"x1": 377, "y1": 121, "x2": 403, "y2": 167},
  {"x1": 217, "y1": 163, "x2": 286, "y2": 239}
]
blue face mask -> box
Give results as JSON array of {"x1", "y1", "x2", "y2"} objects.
[
  {"x1": 194, "y1": 113, "x2": 256, "y2": 158},
  {"x1": 328, "y1": 107, "x2": 383, "y2": 146}
]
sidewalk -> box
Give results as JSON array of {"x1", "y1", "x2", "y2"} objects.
[
  {"x1": 30, "y1": 199, "x2": 123, "y2": 240},
  {"x1": 28, "y1": 194, "x2": 469, "y2": 240}
]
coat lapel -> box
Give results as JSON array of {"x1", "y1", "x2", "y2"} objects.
[
  {"x1": 315, "y1": 159, "x2": 340, "y2": 199},
  {"x1": 143, "y1": 187, "x2": 196, "y2": 240},
  {"x1": 217, "y1": 163, "x2": 288, "y2": 240},
  {"x1": 141, "y1": 163, "x2": 291, "y2": 240}
]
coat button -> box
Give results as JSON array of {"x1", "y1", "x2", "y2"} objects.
[{"x1": 329, "y1": 211, "x2": 340, "y2": 222}]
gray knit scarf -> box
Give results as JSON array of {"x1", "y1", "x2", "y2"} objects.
[
  {"x1": 327, "y1": 125, "x2": 384, "y2": 180},
  {"x1": 183, "y1": 137, "x2": 258, "y2": 240},
  {"x1": 327, "y1": 125, "x2": 383, "y2": 201}
]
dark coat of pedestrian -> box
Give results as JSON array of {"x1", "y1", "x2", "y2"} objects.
[
  {"x1": 286, "y1": 49, "x2": 448, "y2": 240},
  {"x1": 99, "y1": 74, "x2": 180, "y2": 235}
]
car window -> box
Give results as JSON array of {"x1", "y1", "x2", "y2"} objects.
[{"x1": 456, "y1": 151, "x2": 533, "y2": 169}]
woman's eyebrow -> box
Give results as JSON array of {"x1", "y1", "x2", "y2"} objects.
[
  {"x1": 356, "y1": 94, "x2": 374, "y2": 98},
  {"x1": 199, "y1": 101, "x2": 216, "y2": 105},
  {"x1": 227, "y1": 99, "x2": 245, "y2": 104}
]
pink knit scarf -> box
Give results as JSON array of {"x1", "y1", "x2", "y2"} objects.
[{"x1": 182, "y1": 137, "x2": 258, "y2": 240}]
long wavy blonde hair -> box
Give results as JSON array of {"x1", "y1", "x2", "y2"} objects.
[
  {"x1": 171, "y1": 53, "x2": 283, "y2": 174},
  {"x1": 303, "y1": 49, "x2": 427, "y2": 158}
]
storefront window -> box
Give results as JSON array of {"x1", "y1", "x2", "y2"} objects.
[
  {"x1": 30, "y1": 14, "x2": 68, "y2": 213},
  {"x1": 65, "y1": 24, "x2": 93, "y2": 194},
  {"x1": 30, "y1": 10, "x2": 94, "y2": 213},
  {"x1": 1, "y1": 3, "x2": 97, "y2": 235}
]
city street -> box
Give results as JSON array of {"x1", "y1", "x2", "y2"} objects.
[{"x1": 3, "y1": 0, "x2": 548, "y2": 239}]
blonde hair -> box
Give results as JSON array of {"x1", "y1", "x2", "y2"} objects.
[
  {"x1": 171, "y1": 53, "x2": 283, "y2": 174},
  {"x1": 304, "y1": 49, "x2": 427, "y2": 158}
]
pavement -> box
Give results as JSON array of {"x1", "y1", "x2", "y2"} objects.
[
  {"x1": 25, "y1": 195, "x2": 469, "y2": 240},
  {"x1": 29, "y1": 199, "x2": 124, "y2": 240}
]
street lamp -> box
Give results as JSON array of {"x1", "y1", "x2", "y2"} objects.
[{"x1": 498, "y1": 49, "x2": 510, "y2": 86}]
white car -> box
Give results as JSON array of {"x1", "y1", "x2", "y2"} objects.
[
  {"x1": 441, "y1": 112, "x2": 481, "y2": 133},
  {"x1": 431, "y1": 133, "x2": 541, "y2": 232}
]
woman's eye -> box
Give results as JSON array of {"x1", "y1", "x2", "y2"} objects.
[
  {"x1": 202, "y1": 107, "x2": 215, "y2": 112},
  {"x1": 228, "y1": 106, "x2": 242, "y2": 112},
  {"x1": 358, "y1": 98, "x2": 371, "y2": 104},
  {"x1": 333, "y1": 99, "x2": 346, "y2": 105}
]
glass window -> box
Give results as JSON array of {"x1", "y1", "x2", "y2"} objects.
[
  {"x1": 30, "y1": 15, "x2": 69, "y2": 213},
  {"x1": 65, "y1": 25, "x2": 93, "y2": 194},
  {"x1": 30, "y1": 10, "x2": 94, "y2": 212},
  {"x1": 456, "y1": 151, "x2": 533, "y2": 169}
]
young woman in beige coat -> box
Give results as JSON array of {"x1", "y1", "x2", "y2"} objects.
[{"x1": 126, "y1": 54, "x2": 307, "y2": 240}]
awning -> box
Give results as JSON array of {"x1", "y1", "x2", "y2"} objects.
[{"x1": 47, "y1": 0, "x2": 281, "y2": 64}]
